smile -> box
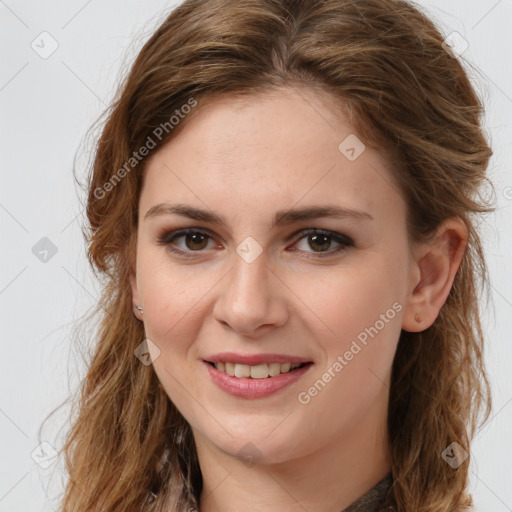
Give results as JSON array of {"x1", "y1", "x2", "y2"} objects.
[
  {"x1": 204, "y1": 360, "x2": 313, "y2": 399},
  {"x1": 210, "y1": 361, "x2": 306, "y2": 379}
]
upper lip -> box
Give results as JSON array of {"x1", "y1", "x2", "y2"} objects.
[{"x1": 205, "y1": 352, "x2": 312, "y2": 366}]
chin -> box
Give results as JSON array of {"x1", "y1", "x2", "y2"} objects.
[{"x1": 198, "y1": 420, "x2": 309, "y2": 467}]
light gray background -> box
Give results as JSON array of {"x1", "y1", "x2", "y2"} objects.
[{"x1": 1, "y1": 1, "x2": 511, "y2": 511}]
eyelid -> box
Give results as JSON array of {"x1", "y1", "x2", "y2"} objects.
[{"x1": 156, "y1": 226, "x2": 354, "y2": 258}]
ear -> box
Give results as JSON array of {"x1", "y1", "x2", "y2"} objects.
[
  {"x1": 130, "y1": 272, "x2": 143, "y2": 322},
  {"x1": 402, "y1": 217, "x2": 468, "y2": 332}
]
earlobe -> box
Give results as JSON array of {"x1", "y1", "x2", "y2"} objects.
[
  {"x1": 402, "y1": 218, "x2": 468, "y2": 332},
  {"x1": 130, "y1": 272, "x2": 143, "y2": 321}
]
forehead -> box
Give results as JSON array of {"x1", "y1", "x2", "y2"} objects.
[{"x1": 140, "y1": 87, "x2": 404, "y2": 224}]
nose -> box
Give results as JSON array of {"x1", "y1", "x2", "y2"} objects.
[{"x1": 212, "y1": 249, "x2": 289, "y2": 337}]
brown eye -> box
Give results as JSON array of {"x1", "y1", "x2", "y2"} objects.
[
  {"x1": 157, "y1": 227, "x2": 353, "y2": 259},
  {"x1": 183, "y1": 232, "x2": 209, "y2": 251},
  {"x1": 156, "y1": 228, "x2": 216, "y2": 256},
  {"x1": 293, "y1": 229, "x2": 353, "y2": 257},
  {"x1": 307, "y1": 233, "x2": 331, "y2": 252}
]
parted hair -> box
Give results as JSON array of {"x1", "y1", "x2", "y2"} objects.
[{"x1": 55, "y1": 0, "x2": 494, "y2": 510}]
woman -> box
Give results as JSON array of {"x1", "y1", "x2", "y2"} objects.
[{"x1": 58, "y1": 0, "x2": 494, "y2": 510}]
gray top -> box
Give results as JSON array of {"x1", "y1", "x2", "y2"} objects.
[
  {"x1": 145, "y1": 470, "x2": 394, "y2": 510},
  {"x1": 341, "y1": 473, "x2": 394, "y2": 512}
]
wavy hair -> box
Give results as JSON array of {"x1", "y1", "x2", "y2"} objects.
[{"x1": 53, "y1": 0, "x2": 495, "y2": 510}]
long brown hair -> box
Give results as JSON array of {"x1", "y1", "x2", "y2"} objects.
[{"x1": 52, "y1": 0, "x2": 495, "y2": 510}]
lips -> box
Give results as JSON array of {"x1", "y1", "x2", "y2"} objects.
[
  {"x1": 203, "y1": 352, "x2": 314, "y2": 398},
  {"x1": 205, "y1": 352, "x2": 312, "y2": 366}
]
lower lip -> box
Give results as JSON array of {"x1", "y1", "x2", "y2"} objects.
[{"x1": 204, "y1": 361, "x2": 313, "y2": 399}]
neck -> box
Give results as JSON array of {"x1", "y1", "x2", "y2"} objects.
[{"x1": 195, "y1": 399, "x2": 391, "y2": 512}]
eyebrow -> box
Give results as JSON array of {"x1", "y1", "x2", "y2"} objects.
[{"x1": 144, "y1": 202, "x2": 374, "y2": 227}]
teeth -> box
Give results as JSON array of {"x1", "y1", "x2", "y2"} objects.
[
  {"x1": 234, "y1": 363, "x2": 251, "y2": 378},
  {"x1": 224, "y1": 362, "x2": 235, "y2": 376},
  {"x1": 268, "y1": 362, "x2": 281, "y2": 376},
  {"x1": 213, "y1": 361, "x2": 305, "y2": 378},
  {"x1": 250, "y1": 364, "x2": 268, "y2": 379}
]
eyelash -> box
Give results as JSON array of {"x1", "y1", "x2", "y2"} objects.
[{"x1": 156, "y1": 227, "x2": 354, "y2": 259}]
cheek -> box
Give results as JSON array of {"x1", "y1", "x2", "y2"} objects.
[
  {"x1": 291, "y1": 257, "x2": 404, "y2": 350},
  {"x1": 136, "y1": 253, "x2": 205, "y2": 347},
  {"x1": 293, "y1": 267, "x2": 402, "y2": 436},
  {"x1": 289, "y1": 258, "x2": 403, "y2": 420},
  {"x1": 137, "y1": 258, "x2": 212, "y2": 411},
  {"x1": 137, "y1": 237, "x2": 201, "y2": 297}
]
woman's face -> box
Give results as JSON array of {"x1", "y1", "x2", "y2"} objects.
[{"x1": 131, "y1": 86, "x2": 417, "y2": 465}]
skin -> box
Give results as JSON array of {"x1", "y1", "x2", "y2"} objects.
[{"x1": 130, "y1": 86, "x2": 467, "y2": 512}]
